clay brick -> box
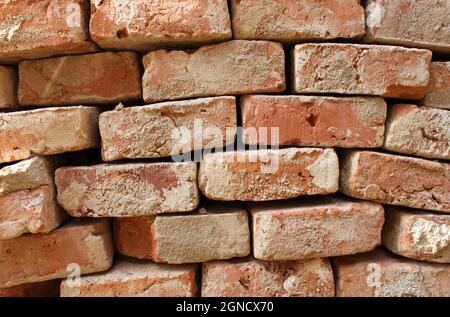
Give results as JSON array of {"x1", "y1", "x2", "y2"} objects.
[
  {"x1": 422, "y1": 62, "x2": 450, "y2": 110},
  {"x1": 202, "y1": 257, "x2": 334, "y2": 297},
  {"x1": 292, "y1": 43, "x2": 432, "y2": 100},
  {"x1": 100, "y1": 97, "x2": 237, "y2": 161},
  {"x1": 18, "y1": 52, "x2": 142, "y2": 106},
  {"x1": 0, "y1": 0, "x2": 96, "y2": 64},
  {"x1": 0, "y1": 219, "x2": 113, "y2": 288},
  {"x1": 61, "y1": 257, "x2": 198, "y2": 297},
  {"x1": 333, "y1": 248, "x2": 450, "y2": 297},
  {"x1": 231, "y1": 0, "x2": 365, "y2": 42},
  {"x1": 0, "y1": 107, "x2": 99, "y2": 164},
  {"x1": 383, "y1": 104, "x2": 450, "y2": 160},
  {"x1": 90, "y1": 0, "x2": 231, "y2": 51},
  {"x1": 114, "y1": 203, "x2": 250, "y2": 264},
  {"x1": 55, "y1": 162, "x2": 199, "y2": 217},
  {"x1": 383, "y1": 206, "x2": 450, "y2": 263},
  {"x1": 0, "y1": 65, "x2": 17, "y2": 108},
  {"x1": 248, "y1": 197, "x2": 384, "y2": 260},
  {"x1": 364, "y1": 0, "x2": 450, "y2": 53},
  {"x1": 142, "y1": 40, "x2": 285, "y2": 103},
  {"x1": 340, "y1": 151, "x2": 450, "y2": 213},
  {"x1": 241, "y1": 95, "x2": 386, "y2": 148},
  {"x1": 0, "y1": 280, "x2": 60, "y2": 297},
  {"x1": 198, "y1": 148, "x2": 339, "y2": 201}
]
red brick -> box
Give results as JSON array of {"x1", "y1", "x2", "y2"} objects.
[
  {"x1": 18, "y1": 52, "x2": 142, "y2": 106},
  {"x1": 0, "y1": 280, "x2": 60, "y2": 297},
  {"x1": 0, "y1": 65, "x2": 17, "y2": 108},
  {"x1": 422, "y1": 62, "x2": 450, "y2": 110}
]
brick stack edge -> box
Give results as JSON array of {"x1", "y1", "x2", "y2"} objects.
[{"x1": 0, "y1": 0, "x2": 448, "y2": 298}]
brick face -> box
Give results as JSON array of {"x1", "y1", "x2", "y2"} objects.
[
  {"x1": 422, "y1": 62, "x2": 450, "y2": 110},
  {"x1": 0, "y1": 65, "x2": 17, "y2": 108}
]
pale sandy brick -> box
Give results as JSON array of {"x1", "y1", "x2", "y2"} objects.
[
  {"x1": 248, "y1": 197, "x2": 384, "y2": 260},
  {"x1": 292, "y1": 43, "x2": 432, "y2": 100},
  {"x1": 0, "y1": 65, "x2": 17, "y2": 108},
  {"x1": 61, "y1": 257, "x2": 198, "y2": 297},
  {"x1": 198, "y1": 148, "x2": 339, "y2": 201},
  {"x1": 100, "y1": 97, "x2": 237, "y2": 161},
  {"x1": 333, "y1": 248, "x2": 450, "y2": 297},
  {"x1": 0, "y1": 0, "x2": 96, "y2": 64},
  {"x1": 55, "y1": 162, "x2": 198, "y2": 217},
  {"x1": 364, "y1": 0, "x2": 450, "y2": 53},
  {"x1": 90, "y1": 0, "x2": 231, "y2": 51},
  {"x1": 383, "y1": 206, "x2": 450, "y2": 263},
  {"x1": 0, "y1": 219, "x2": 113, "y2": 288},
  {"x1": 18, "y1": 52, "x2": 142, "y2": 106},
  {"x1": 422, "y1": 62, "x2": 450, "y2": 110},
  {"x1": 241, "y1": 95, "x2": 386, "y2": 148},
  {"x1": 142, "y1": 40, "x2": 285, "y2": 103},
  {"x1": 383, "y1": 104, "x2": 450, "y2": 160},
  {"x1": 340, "y1": 151, "x2": 450, "y2": 213},
  {"x1": 0, "y1": 107, "x2": 100, "y2": 164},
  {"x1": 0, "y1": 280, "x2": 60, "y2": 297},
  {"x1": 231, "y1": 0, "x2": 365, "y2": 42},
  {"x1": 202, "y1": 257, "x2": 334, "y2": 297}
]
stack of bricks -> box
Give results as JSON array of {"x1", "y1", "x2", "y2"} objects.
[{"x1": 0, "y1": 0, "x2": 448, "y2": 297}]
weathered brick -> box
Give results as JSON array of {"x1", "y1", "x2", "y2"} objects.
[
  {"x1": 364, "y1": 0, "x2": 450, "y2": 53},
  {"x1": 18, "y1": 52, "x2": 142, "y2": 106},
  {"x1": 333, "y1": 248, "x2": 450, "y2": 297},
  {"x1": 340, "y1": 151, "x2": 450, "y2": 213},
  {"x1": 0, "y1": 219, "x2": 113, "y2": 288},
  {"x1": 90, "y1": 0, "x2": 231, "y2": 51},
  {"x1": 248, "y1": 197, "x2": 384, "y2": 260},
  {"x1": 0, "y1": 107, "x2": 100, "y2": 164},
  {"x1": 198, "y1": 148, "x2": 339, "y2": 201},
  {"x1": 0, "y1": 65, "x2": 17, "y2": 108},
  {"x1": 55, "y1": 162, "x2": 199, "y2": 217},
  {"x1": 231, "y1": 0, "x2": 365, "y2": 42},
  {"x1": 142, "y1": 40, "x2": 285, "y2": 103},
  {"x1": 292, "y1": 43, "x2": 432, "y2": 100},
  {"x1": 241, "y1": 95, "x2": 386, "y2": 148},
  {"x1": 383, "y1": 104, "x2": 450, "y2": 160},
  {"x1": 383, "y1": 206, "x2": 450, "y2": 263},
  {"x1": 0, "y1": 280, "x2": 60, "y2": 297},
  {"x1": 0, "y1": 0, "x2": 96, "y2": 64},
  {"x1": 61, "y1": 257, "x2": 198, "y2": 297},
  {"x1": 100, "y1": 97, "x2": 237, "y2": 161},
  {"x1": 422, "y1": 62, "x2": 450, "y2": 110},
  {"x1": 202, "y1": 257, "x2": 334, "y2": 297}
]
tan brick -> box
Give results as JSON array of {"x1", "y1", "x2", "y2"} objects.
[
  {"x1": 231, "y1": 0, "x2": 365, "y2": 42},
  {"x1": 0, "y1": 0, "x2": 96, "y2": 64},
  {"x1": 100, "y1": 97, "x2": 237, "y2": 161},
  {"x1": 0, "y1": 280, "x2": 60, "y2": 297},
  {"x1": 90, "y1": 0, "x2": 231, "y2": 51},
  {"x1": 199, "y1": 148, "x2": 339, "y2": 201},
  {"x1": 340, "y1": 151, "x2": 450, "y2": 213},
  {"x1": 61, "y1": 257, "x2": 198, "y2": 297},
  {"x1": 383, "y1": 206, "x2": 450, "y2": 263},
  {"x1": 364, "y1": 0, "x2": 450, "y2": 53},
  {"x1": 292, "y1": 43, "x2": 432, "y2": 100},
  {"x1": 142, "y1": 40, "x2": 285, "y2": 103},
  {"x1": 383, "y1": 104, "x2": 450, "y2": 160},
  {"x1": 248, "y1": 197, "x2": 384, "y2": 260},
  {"x1": 55, "y1": 162, "x2": 199, "y2": 217},
  {"x1": 241, "y1": 95, "x2": 386, "y2": 148},
  {"x1": 0, "y1": 107, "x2": 100, "y2": 164},
  {"x1": 0, "y1": 65, "x2": 17, "y2": 108},
  {"x1": 202, "y1": 257, "x2": 334, "y2": 297},
  {"x1": 0, "y1": 219, "x2": 113, "y2": 288},
  {"x1": 422, "y1": 62, "x2": 450, "y2": 110},
  {"x1": 18, "y1": 52, "x2": 142, "y2": 106},
  {"x1": 333, "y1": 248, "x2": 450, "y2": 297}
]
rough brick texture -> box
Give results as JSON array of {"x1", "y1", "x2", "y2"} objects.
[
  {"x1": 292, "y1": 43, "x2": 432, "y2": 100},
  {"x1": 0, "y1": 280, "x2": 60, "y2": 297},
  {"x1": 422, "y1": 62, "x2": 450, "y2": 110},
  {"x1": 0, "y1": 65, "x2": 17, "y2": 108}
]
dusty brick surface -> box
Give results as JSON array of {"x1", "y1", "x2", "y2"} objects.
[
  {"x1": 0, "y1": 107, "x2": 100, "y2": 164},
  {"x1": 422, "y1": 62, "x2": 450, "y2": 110},
  {"x1": 142, "y1": 40, "x2": 285, "y2": 103},
  {"x1": 292, "y1": 43, "x2": 432, "y2": 100},
  {"x1": 202, "y1": 257, "x2": 334, "y2": 297},
  {"x1": 340, "y1": 151, "x2": 450, "y2": 213},
  {"x1": 55, "y1": 162, "x2": 199, "y2": 217},
  {"x1": 18, "y1": 52, "x2": 142, "y2": 106},
  {"x1": 383, "y1": 206, "x2": 450, "y2": 263},
  {"x1": 241, "y1": 95, "x2": 386, "y2": 148},
  {"x1": 383, "y1": 104, "x2": 450, "y2": 160},
  {"x1": 0, "y1": 280, "x2": 60, "y2": 297},
  {"x1": 0, "y1": 219, "x2": 113, "y2": 288},
  {"x1": 90, "y1": 0, "x2": 231, "y2": 51},
  {"x1": 100, "y1": 97, "x2": 237, "y2": 161},
  {"x1": 198, "y1": 148, "x2": 339, "y2": 201},
  {"x1": 0, "y1": 65, "x2": 17, "y2": 108}
]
